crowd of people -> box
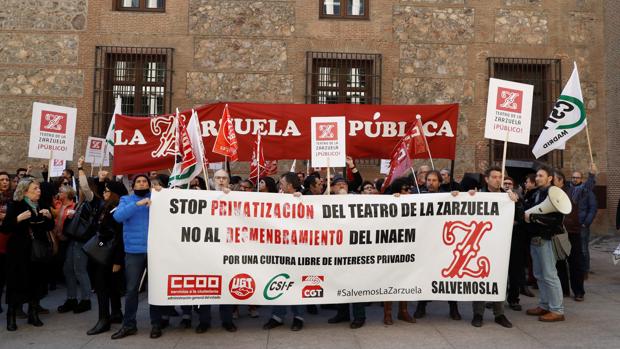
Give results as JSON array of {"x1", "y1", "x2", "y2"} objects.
[{"x1": 0, "y1": 156, "x2": 603, "y2": 339}]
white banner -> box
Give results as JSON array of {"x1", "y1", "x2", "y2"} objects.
[
  {"x1": 148, "y1": 190, "x2": 514, "y2": 305},
  {"x1": 85, "y1": 136, "x2": 110, "y2": 166},
  {"x1": 484, "y1": 78, "x2": 534, "y2": 145},
  {"x1": 311, "y1": 116, "x2": 346, "y2": 168},
  {"x1": 28, "y1": 102, "x2": 77, "y2": 161}
]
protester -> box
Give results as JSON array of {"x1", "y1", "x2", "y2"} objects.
[
  {"x1": 383, "y1": 177, "x2": 415, "y2": 325},
  {"x1": 439, "y1": 168, "x2": 461, "y2": 192},
  {"x1": 0, "y1": 171, "x2": 12, "y2": 314},
  {"x1": 239, "y1": 179, "x2": 254, "y2": 192},
  {"x1": 213, "y1": 169, "x2": 230, "y2": 191},
  {"x1": 3, "y1": 177, "x2": 54, "y2": 331},
  {"x1": 303, "y1": 175, "x2": 323, "y2": 195},
  {"x1": 263, "y1": 172, "x2": 305, "y2": 331},
  {"x1": 524, "y1": 166, "x2": 566, "y2": 322},
  {"x1": 414, "y1": 170, "x2": 461, "y2": 321},
  {"x1": 467, "y1": 166, "x2": 515, "y2": 328},
  {"x1": 327, "y1": 177, "x2": 367, "y2": 329},
  {"x1": 57, "y1": 157, "x2": 103, "y2": 315},
  {"x1": 361, "y1": 180, "x2": 378, "y2": 195},
  {"x1": 567, "y1": 164, "x2": 598, "y2": 279},
  {"x1": 258, "y1": 176, "x2": 278, "y2": 193},
  {"x1": 111, "y1": 174, "x2": 168, "y2": 339},
  {"x1": 87, "y1": 179, "x2": 127, "y2": 335}
]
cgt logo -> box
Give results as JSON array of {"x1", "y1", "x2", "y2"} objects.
[
  {"x1": 441, "y1": 221, "x2": 493, "y2": 279},
  {"x1": 229, "y1": 273, "x2": 255, "y2": 300},
  {"x1": 263, "y1": 273, "x2": 294, "y2": 300},
  {"x1": 496, "y1": 87, "x2": 523, "y2": 113},
  {"x1": 302, "y1": 275, "x2": 324, "y2": 298},
  {"x1": 316, "y1": 122, "x2": 337, "y2": 141},
  {"x1": 40, "y1": 110, "x2": 67, "y2": 134},
  {"x1": 167, "y1": 275, "x2": 221, "y2": 296}
]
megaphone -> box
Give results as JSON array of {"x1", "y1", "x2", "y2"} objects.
[{"x1": 525, "y1": 186, "x2": 572, "y2": 215}]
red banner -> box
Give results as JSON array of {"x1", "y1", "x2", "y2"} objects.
[{"x1": 113, "y1": 102, "x2": 459, "y2": 174}]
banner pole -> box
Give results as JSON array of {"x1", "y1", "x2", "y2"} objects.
[
  {"x1": 48, "y1": 150, "x2": 53, "y2": 183},
  {"x1": 203, "y1": 164, "x2": 210, "y2": 191},
  {"x1": 100, "y1": 142, "x2": 107, "y2": 173},
  {"x1": 417, "y1": 115, "x2": 434, "y2": 170},
  {"x1": 326, "y1": 158, "x2": 331, "y2": 196},
  {"x1": 585, "y1": 123, "x2": 594, "y2": 165},
  {"x1": 501, "y1": 132, "x2": 509, "y2": 184}
]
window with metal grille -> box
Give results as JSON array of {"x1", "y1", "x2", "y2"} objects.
[
  {"x1": 306, "y1": 52, "x2": 381, "y2": 166},
  {"x1": 92, "y1": 46, "x2": 173, "y2": 136},
  {"x1": 115, "y1": 0, "x2": 165, "y2": 12},
  {"x1": 487, "y1": 57, "x2": 562, "y2": 168},
  {"x1": 305, "y1": 52, "x2": 381, "y2": 105},
  {"x1": 320, "y1": 0, "x2": 369, "y2": 19}
]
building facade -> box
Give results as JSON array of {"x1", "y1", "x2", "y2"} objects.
[{"x1": 0, "y1": 0, "x2": 616, "y2": 232}]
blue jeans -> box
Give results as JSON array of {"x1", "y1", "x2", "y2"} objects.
[
  {"x1": 531, "y1": 238, "x2": 564, "y2": 314},
  {"x1": 63, "y1": 240, "x2": 91, "y2": 301},
  {"x1": 580, "y1": 226, "x2": 591, "y2": 273},
  {"x1": 271, "y1": 305, "x2": 304, "y2": 322},
  {"x1": 122, "y1": 253, "x2": 165, "y2": 328}
]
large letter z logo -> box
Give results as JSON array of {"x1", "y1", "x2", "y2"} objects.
[{"x1": 441, "y1": 221, "x2": 492, "y2": 279}]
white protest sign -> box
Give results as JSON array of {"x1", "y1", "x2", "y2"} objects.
[
  {"x1": 49, "y1": 158, "x2": 66, "y2": 177},
  {"x1": 311, "y1": 117, "x2": 346, "y2": 167},
  {"x1": 484, "y1": 78, "x2": 534, "y2": 145},
  {"x1": 209, "y1": 162, "x2": 224, "y2": 171},
  {"x1": 28, "y1": 102, "x2": 77, "y2": 161},
  {"x1": 148, "y1": 189, "x2": 514, "y2": 305},
  {"x1": 85, "y1": 137, "x2": 110, "y2": 166},
  {"x1": 380, "y1": 159, "x2": 391, "y2": 175}
]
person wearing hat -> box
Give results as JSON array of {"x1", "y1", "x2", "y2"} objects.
[
  {"x1": 111, "y1": 174, "x2": 167, "y2": 339},
  {"x1": 329, "y1": 175, "x2": 350, "y2": 195},
  {"x1": 86, "y1": 180, "x2": 127, "y2": 335}
]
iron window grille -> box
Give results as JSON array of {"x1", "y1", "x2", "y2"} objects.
[
  {"x1": 487, "y1": 57, "x2": 563, "y2": 168},
  {"x1": 92, "y1": 46, "x2": 173, "y2": 136}
]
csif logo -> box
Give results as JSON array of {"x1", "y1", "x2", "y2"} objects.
[
  {"x1": 229, "y1": 273, "x2": 255, "y2": 300},
  {"x1": 441, "y1": 221, "x2": 492, "y2": 279},
  {"x1": 263, "y1": 273, "x2": 294, "y2": 300},
  {"x1": 302, "y1": 275, "x2": 324, "y2": 298}
]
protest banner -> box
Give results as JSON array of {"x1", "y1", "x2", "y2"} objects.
[
  {"x1": 311, "y1": 116, "x2": 346, "y2": 168},
  {"x1": 28, "y1": 102, "x2": 77, "y2": 161},
  {"x1": 113, "y1": 103, "x2": 459, "y2": 174},
  {"x1": 148, "y1": 189, "x2": 514, "y2": 305},
  {"x1": 85, "y1": 136, "x2": 110, "y2": 166}
]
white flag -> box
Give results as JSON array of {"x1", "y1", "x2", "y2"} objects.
[
  {"x1": 532, "y1": 63, "x2": 587, "y2": 158},
  {"x1": 290, "y1": 159, "x2": 297, "y2": 173},
  {"x1": 105, "y1": 96, "x2": 121, "y2": 156}
]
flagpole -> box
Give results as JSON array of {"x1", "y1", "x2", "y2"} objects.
[
  {"x1": 48, "y1": 150, "x2": 53, "y2": 183},
  {"x1": 501, "y1": 132, "x2": 509, "y2": 184},
  {"x1": 100, "y1": 143, "x2": 106, "y2": 173},
  {"x1": 585, "y1": 123, "x2": 594, "y2": 165},
  {"x1": 416, "y1": 115, "x2": 434, "y2": 170},
  {"x1": 256, "y1": 134, "x2": 261, "y2": 192},
  {"x1": 410, "y1": 167, "x2": 420, "y2": 193}
]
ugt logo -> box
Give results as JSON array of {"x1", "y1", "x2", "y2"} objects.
[
  {"x1": 496, "y1": 87, "x2": 523, "y2": 113},
  {"x1": 40, "y1": 110, "x2": 67, "y2": 134},
  {"x1": 441, "y1": 221, "x2": 492, "y2": 279},
  {"x1": 316, "y1": 122, "x2": 337, "y2": 141}
]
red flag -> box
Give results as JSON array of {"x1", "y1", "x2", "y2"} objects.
[
  {"x1": 212, "y1": 104, "x2": 239, "y2": 161},
  {"x1": 249, "y1": 133, "x2": 265, "y2": 184},
  {"x1": 408, "y1": 117, "x2": 428, "y2": 158},
  {"x1": 381, "y1": 127, "x2": 417, "y2": 193},
  {"x1": 264, "y1": 160, "x2": 278, "y2": 176}
]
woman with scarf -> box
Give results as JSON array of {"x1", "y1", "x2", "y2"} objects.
[
  {"x1": 87, "y1": 180, "x2": 127, "y2": 335},
  {"x1": 3, "y1": 177, "x2": 54, "y2": 331}
]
